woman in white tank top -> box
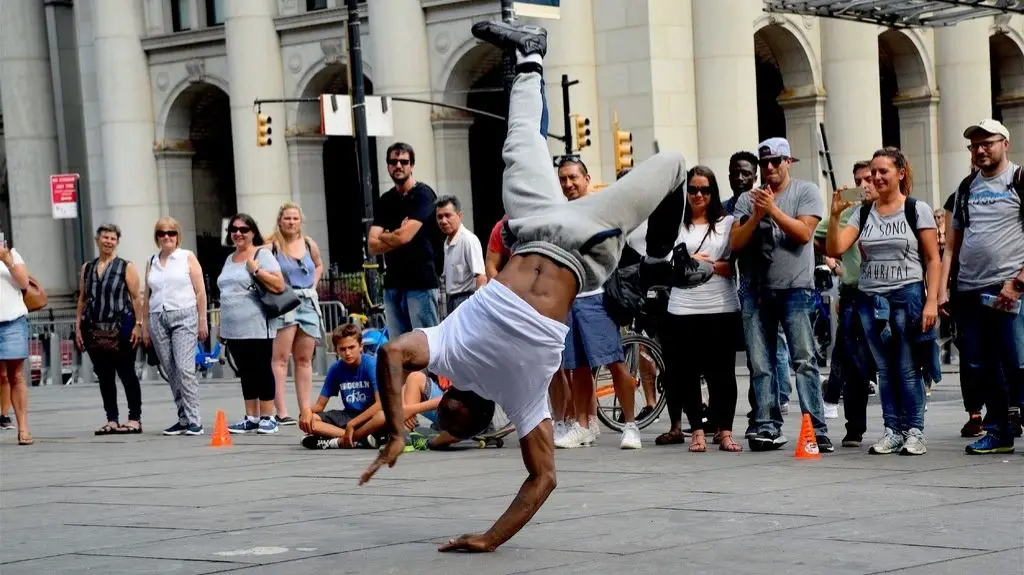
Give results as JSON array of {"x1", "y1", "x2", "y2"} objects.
[{"x1": 656, "y1": 166, "x2": 743, "y2": 453}]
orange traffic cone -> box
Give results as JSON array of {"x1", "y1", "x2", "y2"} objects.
[
  {"x1": 210, "y1": 410, "x2": 233, "y2": 448},
  {"x1": 793, "y1": 413, "x2": 820, "y2": 460}
]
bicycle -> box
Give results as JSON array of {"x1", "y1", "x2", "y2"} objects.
[
  {"x1": 594, "y1": 290, "x2": 670, "y2": 432},
  {"x1": 155, "y1": 339, "x2": 237, "y2": 382}
]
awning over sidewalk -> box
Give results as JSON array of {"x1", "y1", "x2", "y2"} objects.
[{"x1": 763, "y1": 0, "x2": 1024, "y2": 28}]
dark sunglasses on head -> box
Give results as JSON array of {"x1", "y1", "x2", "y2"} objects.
[
  {"x1": 228, "y1": 226, "x2": 251, "y2": 234},
  {"x1": 155, "y1": 230, "x2": 178, "y2": 238},
  {"x1": 387, "y1": 158, "x2": 411, "y2": 166},
  {"x1": 687, "y1": 185, "x2": 711, "y2": 196}
]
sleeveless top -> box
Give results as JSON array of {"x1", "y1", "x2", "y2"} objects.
[
  {"x1": 274, "y1": 239, "x2": 316, "y2": 289},
  {"x1": 84, "y1": 257, "x2": 131, "y2": 323},
  {"x1": 147, "y1": 249, "x2": 197, "y2": 312}
]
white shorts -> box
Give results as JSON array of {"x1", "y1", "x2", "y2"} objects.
[{"x1": 416, "y1": 280, "x2": 569, "y2": 436}]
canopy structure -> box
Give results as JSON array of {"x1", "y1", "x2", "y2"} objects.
[{"x1": 762, "y1": 1, "x2": 1024, "y2": 28}]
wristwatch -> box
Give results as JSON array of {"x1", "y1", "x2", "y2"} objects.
[{"x1": 1012, "y1": 278, "x2": 1024, "y2": 293}]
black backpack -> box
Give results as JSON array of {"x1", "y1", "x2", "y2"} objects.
[
  {"x1": 951, "y1": 166, "x2": 1024, "y2": 232},
  {"x1": 857, "y1": 197, "x2": 923, "y2": 266}
]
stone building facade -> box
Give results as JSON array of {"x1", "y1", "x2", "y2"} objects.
[{"x1": 1, "y1": 0, "x2": 1022, "y2": 298}]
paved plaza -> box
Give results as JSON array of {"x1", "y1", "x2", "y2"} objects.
[{"x1": 1, "y1": 375, "x2": 1021, "y2": 574}]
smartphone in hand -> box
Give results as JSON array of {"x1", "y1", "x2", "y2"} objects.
[{"x1": 841, "y1": 187, "x2": 866, "y2": 203}]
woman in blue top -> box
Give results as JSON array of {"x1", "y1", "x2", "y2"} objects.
[
  {"x1": 266, "y1": 202, "x2": 325, "y2": 426},
  {"x1": 217, "y1": 214, "x2": 286, "y2": 435},
  {"x1": 826, "y1": 147, "x2": 941, "y2": 456}
]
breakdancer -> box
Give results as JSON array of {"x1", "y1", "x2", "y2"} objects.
[{"x1": 360, "y1": 20, "x2": 709, "y2": 552}]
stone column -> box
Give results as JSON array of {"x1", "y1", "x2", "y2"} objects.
[
  {"x1": 896, "y1": 95, "x2": 941, "y2": 205},
  {"x1": 821, "y1": 19, "x2": 883, "y2": 188},
  {"x1": 936, "y1": 19, "x2": 992, "y2": 201},
  {"x1": 431, "y1": 116, "x2": 474, "y2": 227},
  {"x1": 286, "y1": 135, "x2": 331, "y2": 266},
  {"x1": 543, "y1": 0, "x2": 604, "y2": 178},
  {"x1": 74, "y1": 0, "x2": 107, "y2": 236},
  {"x1": 999, "y1": 96, "x2": 1024, "y2": 167},
  {"x1": 92, "y1": 0, "x2": 162, "y2": 272},
  {"x1": 225, "y1": 0, "x2": 293, "y2": 229},
  {"x1": 781, "y1": 95, "x2": 829, "y2": 195},
  {"x1": 693, "y1": 0, "x2": 761, "y2": 181},
  {"x1": 0, "y1": 0, "x2": 71, "y2": 292},
  {"x1": 646, "y1": 0, "x2": 699, "y2": 169},
  {"x1": 155, "y1": 148, "x2": 197, "y2": 251},
  {"x1": 367, "y1": 0, "x2": 437, "y2": 192}
]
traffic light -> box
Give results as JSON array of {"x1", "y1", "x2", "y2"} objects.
[
  {"x1": 612, "y1": 112, "x2": 633, "y2": 173},
  {"x1": 256, "y1": 113, "x2": 273, "y2": 147},
  {"x1": 573, "y1": 114, "x2": 591, "y2": 151}
]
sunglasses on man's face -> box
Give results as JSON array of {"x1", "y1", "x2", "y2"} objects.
[
  {"x1": 228, "y1": 226, "x2": 251, "y2": 235},
  {"x1": 759, "y1": 157, "x2": 785, "y2": 168},
  {"x1": 156, "y1": 230, "x2": 178, "y2": 238},
  {"x1": 387, "y1": 158, "x2": 411, "y2": 167}
]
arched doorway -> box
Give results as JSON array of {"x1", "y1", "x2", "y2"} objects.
[
  {"x1": 294, "y1": 65, "x2": 378, "y2": 273},
  {"x1": 442, "y1": 43, "x2": 507, "y2": 241},
  {"x1": 753, "y1": 23, "x2": 823, "y2": 187},
  {"x1": 161, "y1": 82, "x2": 236, "y2": 297},
  {"x1": 878, "y1": 30, "x2": 936, "y2": 199},
  {"x1": 991, "y1": 32, "x2": 1024, "y2": 166}
]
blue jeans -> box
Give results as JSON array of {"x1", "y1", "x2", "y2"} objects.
[
  {"x1": 384, "y1": 288, "x2": 440, "y2": 338},
  {"x1": 740, "y1": 283, "x2": 826, "y2": 435},
  {"x1": 955, "y1": 284, "x2": 1024, "y2": 438},
  {"x1": 776, "y1": 329, "x2": 791, "y2": 404},
  {"x1": 855, "y1": 283, "x2": 931, "y2": 432}
]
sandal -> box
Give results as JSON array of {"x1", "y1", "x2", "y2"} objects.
[
  {"x1": 119, "y1": 421, "x2": 143, "y2": 434},
  {"x1": 95, "y1": 422, "x2": 121, "y2": 435},
  {"x1": 655, "y1": 431, "x2": 686, "y2": 446},
  {"x1": 719, "y1": 432, "x2": 743, "y2": 453},
  {"x1": 689, "y1": 432, "x2": 707, "y2": 453},
  {"x1": 18, "y1": 431, "x2": 33, "y2": 445}
]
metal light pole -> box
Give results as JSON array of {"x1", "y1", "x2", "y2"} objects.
[{"x1": 346, "y1": 0, "x2": 374, "y2": 261}]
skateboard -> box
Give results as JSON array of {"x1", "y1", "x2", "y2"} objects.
[{"x1": 471, "y1": 422, "x2": 516, "y2": 448}]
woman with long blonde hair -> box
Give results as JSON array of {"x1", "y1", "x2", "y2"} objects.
[{"x1": 267, "y1": 202, "x2": 324, "y2": 425}]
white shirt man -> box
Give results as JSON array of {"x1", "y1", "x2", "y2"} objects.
[{"x1": 436, "y1": 196, "x2": 485, "y2": 313}]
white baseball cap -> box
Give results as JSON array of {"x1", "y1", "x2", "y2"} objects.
[{"x1": 963, "y1": 119, "x2": 1010, "y2": 140}]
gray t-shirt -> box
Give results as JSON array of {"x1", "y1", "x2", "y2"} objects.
[
  {"x1": 953, "y1": 164, "x2": 1024, "y2": 291},
  {"x1": 217, "y1": 248, "x2": 281, "y2": 339},
  {"x1": 848, "y1": 201, "x2": 936, "y2": 295},
  {"x1": 734, "y1": 178, "x2": 824, "y2": 289}
]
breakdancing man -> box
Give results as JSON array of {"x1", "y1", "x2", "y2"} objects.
[{"x1": 359, "y1": 21, "x2": 709, "y2": 552}]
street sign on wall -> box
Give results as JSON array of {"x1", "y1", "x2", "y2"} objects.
[
  {"x1": 319, "y1": 95, "x2": 394, "y2": 137},
  {"x1": 515, "y1": 0, "x2": 560, "y2": 19},
  {"x1": 50, "y1": 173, "x2": 79, "y2": 219}
]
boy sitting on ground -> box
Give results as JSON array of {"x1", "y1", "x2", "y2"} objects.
[{"x1": 301, "y1": 323, "x2": 449, "y2": 449}]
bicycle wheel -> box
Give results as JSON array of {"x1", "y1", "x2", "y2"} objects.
[
  {"x1": 157, "y1": 363, "x2": 170, "y2": 383},
  {"x1": 223, "y1": 345, "x2": 238, "y2": 377},
  {"x1": 594, "y1": 333, "x2": 667, "y2": 432}
]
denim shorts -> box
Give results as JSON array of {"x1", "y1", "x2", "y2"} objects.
[
  {"x1": 562, "y1": 293, "x2": 625, "y2": 369},
  {"x1": 0, "y1": 315, "x2": 29, "y2": 360},
  {"x1": 272, "y1": 294, "x2": 321, "y2": 339}
]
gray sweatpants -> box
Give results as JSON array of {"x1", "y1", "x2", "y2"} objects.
[
  {"x1": 502, "y1": 71, "x2": 690, "y2": 292},
  {"x1": 149, "y1": 308, "x2": 201, "y2": 426}
]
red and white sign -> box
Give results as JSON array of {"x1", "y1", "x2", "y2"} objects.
[{"x1": 50, "y1": 173, "x2": 80, "y2": 219}]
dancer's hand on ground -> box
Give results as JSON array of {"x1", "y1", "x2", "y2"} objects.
[
  {"x1": 359, "y1": 435, "x2": 405, "y2": 485},
  {"x1": 438, "y1": 533, "x2": 495, "y2": 553}
]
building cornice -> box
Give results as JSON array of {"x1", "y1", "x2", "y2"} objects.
[{"x1": 141, "y1": 27, "x2": 226, "y2": 55}]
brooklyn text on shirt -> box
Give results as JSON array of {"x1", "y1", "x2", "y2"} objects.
[{"x1": 339, "y1": 380, "x2": 372, "y2": 392}]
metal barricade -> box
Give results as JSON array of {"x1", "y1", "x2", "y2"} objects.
[{"x1": 26, "y1": 309, "x2": 78, "y2": 386}]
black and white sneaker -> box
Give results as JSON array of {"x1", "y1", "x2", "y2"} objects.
[
  {"x1": 0, "y1": 415, "x2": 14, "y2": 430},
  {"x1": 471, "y1": 21, "x2": 548, "y2": 57},
  {"x1": 749, "y1": 431, "x2": 787, "y2": 451},
  {"x1": 184, "y1": 424, "x2": 204, "y2": 436},
  {"x1": 275, "y1": 416, "x2": 297, "y2": 426},
  {"x1": 816, "y1": 435, "x2": 834, "y2": 453},
  {"x1": 301, "y1": 435, "x2": 338, "y2": 450},
  {"x1": 162, "y1": 422, "x2": 188, "y2": 436}
]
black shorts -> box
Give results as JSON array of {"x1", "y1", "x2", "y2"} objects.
[{"x1": 319, "y1": 410, "x2": 355, "y2": 429}]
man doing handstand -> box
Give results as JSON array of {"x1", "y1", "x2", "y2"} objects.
[{"x1": 359, "y1": 21, "x2": 708, "y2": 552}]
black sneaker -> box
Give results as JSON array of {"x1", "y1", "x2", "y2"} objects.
[
  {"x1": 470, "y1": 21, "x2": 548, "y2": 57},
  {"x1": 301, "y1": 435, "x2": 336, "y2": 450},
  {"x1": 275, "y1": 416, "x2": 297, "y2": 426},
  {"x1": 0, "y1": 415, "x2": 13, "y2": 430},
  {"x1": 960, "y1": 414, "x2": 984, "y2": 438},
  {"x1": 841, "y1": 433, "x2": 862, "y2": 448},
  {"x1": 1009, "y1": 409, "x2": 1022, "y2": 438},
  {"x1": 749, "y1": 430, "x2": 786, "y2": 452},
  {"x1": 671, "y1": 246, "x2": 714, "y2": 288},
  {"x1": 162, "y1": 422, "x2": 188, "y2": 436},
  {"x1": 184, "y1": 424, "x2": 204, "y2": 436},
  {"x1": 816, "y1": 434, "x2": 835, "y2": 453}
]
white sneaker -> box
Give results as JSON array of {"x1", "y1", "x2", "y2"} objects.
[
  {"x1": 619, "y1": 422, "x2": 642, "y2": 449},
  {"x1": 824, "y1": 403, "x2": 839, "y2": 420},
  {"x1": 869, "y1": 427, "x2": 904, "y2": 454},
  {"x1": 589, "y1": 417, "x2": 601, "y2": 438},
  {"x1": 554, "y1": 421, "x2": 595, "y2": 449},
  {"x1": 553, "y1": 420, "x2": 568, "y2": 442},
  {"x1": 901, "y1": 428, "x2": 927, "y2": 455}
]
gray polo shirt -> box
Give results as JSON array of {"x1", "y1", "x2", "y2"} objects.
[{"x1": 443, "y1": 225, "x2": 485, "y2": 296}]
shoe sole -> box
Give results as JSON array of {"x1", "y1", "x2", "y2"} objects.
[
  {"x1": 965, "y1": 446, "x2": 1015, "y2": 454},
  {"x1": 162, "y1": 430, "x2": 186, "y2": 436},
  {"x1": 276, "y1": 420, "x2": 298, "y2": 426},
  {"x1": 184, "y1": 430, "x2": 204, "y2": 436},
  {"x1": 841, "y1": 441, "x2": 862, "y2": 448},
  {"x1": 257, "y1": 428, "x2": 280, "y2": 434},
  {"x1": 228, "y1": 428, "x2": 255, "y2": 434},
  {"x1": 619, "y1": 440, "x2": 642, "y2": 450}
]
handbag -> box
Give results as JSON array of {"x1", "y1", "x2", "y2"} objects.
[
  {"x1": 250, "y1": 249, "x2": 301, "y2": 319},
  {"x1": 22, "y1": 276, "x2": 47, "y2": 312},
  {"x1": 85, "y1": 321, "x2": 121, "y2": 353}
]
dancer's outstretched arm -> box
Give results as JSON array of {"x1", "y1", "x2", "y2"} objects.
[{"x1": 439, "y1": 420, "x2": 556, "y2": 552}]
